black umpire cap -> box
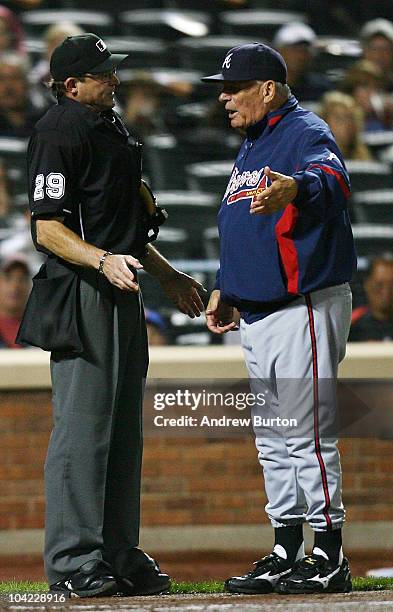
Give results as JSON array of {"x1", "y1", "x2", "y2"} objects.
[
  {"x1": 201, "y1": 42, "x2": 287, "y2": 83},
  {"x1": 50, "y1": 33, "x2": 129, "y2": 81}
]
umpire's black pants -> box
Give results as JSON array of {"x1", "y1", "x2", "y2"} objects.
[{"x1": 44, "y1": 269, "x2": 148, "y2": 585}]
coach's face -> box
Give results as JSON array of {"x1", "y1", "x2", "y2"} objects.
[
  {"x1": 65, "y1": 69, "x2": 120, "y2": 112},
  {"x1": 218, "y1": 80, "x2": 274, "y2": 129}
]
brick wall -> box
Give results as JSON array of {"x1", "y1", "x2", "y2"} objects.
[{"x1": 1, "y1": 390, "x2": 393, "y2": 530}]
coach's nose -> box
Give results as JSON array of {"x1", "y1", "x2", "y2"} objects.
[{"x1": 219, "y1": 91, "x2": 231, "y2": 103}]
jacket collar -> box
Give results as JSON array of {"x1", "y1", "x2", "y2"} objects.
[{"x1": 246, "y1": 95, "x2": 298, "y2": 140}]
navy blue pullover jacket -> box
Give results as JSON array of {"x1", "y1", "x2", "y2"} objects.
[{"x1": 215, "y1": 96, "x2": 357, "y2": 319}]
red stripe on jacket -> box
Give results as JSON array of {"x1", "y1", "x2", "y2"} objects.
[
  {"x1": 268, "y1": 115, "x2": 282, "y2": 127},
  {"x1": 275, "y1": 203, "x2": 299, "y2": 294},
  {"x1": 309, "y1": 164, "x2": 350, "y2": 199}
]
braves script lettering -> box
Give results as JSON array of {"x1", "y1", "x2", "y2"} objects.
[{"x1": 224, "y1": 167, "x2": 268, "y2": 205}]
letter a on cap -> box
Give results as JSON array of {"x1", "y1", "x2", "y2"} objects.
[
  {"x1": 222, "y1": 52, "x2": 233, "y2": 69},
  {"x1": 96, "y1": 38, "x2": 107, "y2": 52}
]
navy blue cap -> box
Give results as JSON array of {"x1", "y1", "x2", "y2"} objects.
[
  {"x1": 201, "y1": 42, "x2": 287, "y2": 83},
  {"x1": 50, "y1": 33, "x2": 128, "y2": 81}
]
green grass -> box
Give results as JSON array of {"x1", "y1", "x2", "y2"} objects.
[
  {"x1": 0, "y1": 577, "x2": 393, "y2": 596},
  {"x1": 170, "y1": 580, "x2": 224, "y2": 594},
  {"x1": 0, "y1": 581, "x2": 47, "y2": 595},
  {"x1": 353, "y1": 577, "x2": 393, "y2": 591}
]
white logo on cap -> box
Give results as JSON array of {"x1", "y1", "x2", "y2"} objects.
[
  {"x1": 222, "y1": 53, "x2": 233, "y2": 69},
  {"x1": 96, "y1": 39, "x2": 107, "y2": 52}
]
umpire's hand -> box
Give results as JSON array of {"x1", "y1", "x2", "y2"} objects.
[
  {"x1": 250, "y1": 166, "x2": 298, "y2": 215},
  {"x1": 159, "y1": 270, "x2": 206, "y2": 318},
  {"x1": 102, "y1": 254, "x2": 143, "y2": 291},
  {"x1": 206, "y1": 290, "x2": 240, "y2": 334}
]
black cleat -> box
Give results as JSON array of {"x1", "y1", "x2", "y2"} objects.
[
  {"x1": 49, "y1": 560, "x2": 118, "y2": 598},
  {"x1": 275, "y1": 554, "x2": 352, "y2": 594},
  {"x1": 225, "y1": 553, "x2": 294, "y2": 594},
  {"x1": 116, "y1": 554, "x2": 170, "y2": 596}
]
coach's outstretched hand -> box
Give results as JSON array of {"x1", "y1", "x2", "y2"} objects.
[
  {"x1": 206, "y1": 289, "x2": 240, "y2": 334},
  {"x1": 159, "y1": 270, "x2": 206, "y2": 318},
  {"x1": 250, "y1": 166, "x2": 298, "y2": 215}
]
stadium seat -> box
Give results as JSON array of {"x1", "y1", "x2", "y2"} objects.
[
  {"x1": 155, "y1": 190, "x2": 220, "y2": 258},
  {"x1": 106, "y1": 38, "x2": 170, "y2": 69},
  {"x1": 25, "y1": 38, "x2": 45, "y2": 66},
  {"x1": 346, "y1": 160, "x2": 393, "y2": 194},
  {"x1": 153, "y1": 226, "x2": 189, "y2": 260},
  {"x1": 176, "y1": 123, "x2": 241, "y2": 160},
  {"x1": 351, "y1": 224, "x2": 393, "y2": 258},
  {"x1": 380, "y1": 144, "x2": 393, "y2": 167},
  {"x1": 352, "y1": 190, "x2": 393, "y2": 225},
  {"x1": 20, "y1": 10, "x2": 114, "y2": 37},
  {"x1": 119, "y1": 9, "x2": 211, "y2": 41},
  {"x1": 186, "y1": 160, "x2": 233, "y2": 193},
  {"x1": 218, "y1": 9, "x2": 306, "y2": 41},
  {"x1": 174, "y1": 35, "x2": 256, "y2": 73},
  {"x1": 203, "y1": 226, "x2": 219, "y2": 260},
  {"x1": 143, "y1": 134, "x2": 189, "y2": 190},
  {"x1": 143, "y1": 135, "x2": 236, "y2": 192},
  {"x1": 312, "y1": 37, "x2": 362, "y2": 81},
  {"x1": 118, "y1": 67, "x2": 202, "y2": 88},
  {"x1": 363, "y1": 131, "x2": 393, "y2": 159}
]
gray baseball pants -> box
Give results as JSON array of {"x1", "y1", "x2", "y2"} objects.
[
  {"x1": 240, "y1": 283, "x2": 352, "y2": 532},
  {"x1": 44, "y1": 270, "x2": 148, "y2": 584}
]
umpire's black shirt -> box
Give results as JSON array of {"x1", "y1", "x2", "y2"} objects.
[{"x1": 28, "y1": 96, "x2": 146, "y2": 256}]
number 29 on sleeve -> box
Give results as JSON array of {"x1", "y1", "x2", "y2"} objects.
[{"x1": 33, "y1": 173, "x2": 65, "y2": 201}]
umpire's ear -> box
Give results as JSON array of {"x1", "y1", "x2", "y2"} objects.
[{"x1": 64, "y1": 77, "x2": 79, "y2": 95}]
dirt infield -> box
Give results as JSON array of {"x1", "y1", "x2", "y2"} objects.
[
  {"x1": 1, "y1": 550, "x2": 393, "y2": 583},
  {"x1": 2, "y1": 591, "x2": 393, "y2": 611}
]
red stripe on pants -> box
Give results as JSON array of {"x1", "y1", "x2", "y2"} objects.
[{"x1": 305, "y1": 293, "x2": 332, "y2": 529}]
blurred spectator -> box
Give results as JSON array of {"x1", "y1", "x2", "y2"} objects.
[
  {"x1": 319, "y1": 91, "x2": 372, "y2": 160},
  {"x1": 361, "y1": 19, "x2": 393, "y2": 92},
  {"x1": 0, "y1": 210, "x2": 44, "y2": 272},
  {"x1": 122, "y1": 71, "x2": 197, "y2": 141},
  {"x1": 31, "y1": 22, "x2": 84, "y2": 106},
  {"x1": 349, "y1": 256, "x2": 393, "y2": 342},
  {"x1": 0, "y1": 254, "x2": 31, "y2": 348},
  {"x1": 273, "y1": 23, "x2": 333, "y2": 102},
  {"x1": 0, "y1": 53, "x2": 42, "y2": 137},
  {"x1": 0, "y1": 159, "x2": 11, "y2": 219},
  {"x1": 2, "y1": 0, "x2": 44, "y2": 9},
  {"x1": 0, "y1": 5, "x2": 26, "y2": 54},
  {"x1": 123, "y1": 77, "x2": 167, "y2": 140},
  {"x1": 341, "y1": 60, "x2": 393, "y2": 132},
  {"x1": 145, "y1": 309, "x2": 168, "y2": 346}
]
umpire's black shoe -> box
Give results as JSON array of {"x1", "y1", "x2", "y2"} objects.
[
  {"x1": 225, "y1": 552, "x2": 294, "y2": 594},
  {"x1": 116, "y1": 554, "x2": 170, "y2": 596},
  {"x1": 49, "y1": 560, "x2": 118, "y2": 598},
  {"x1": 275, "y1": 554, "x2": 352, "y2": 594}
]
